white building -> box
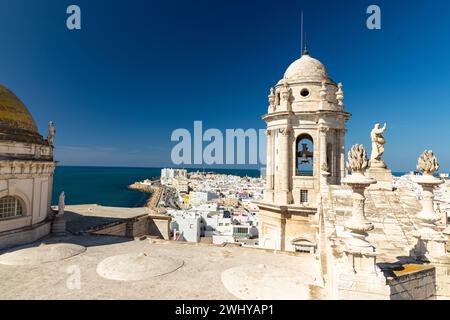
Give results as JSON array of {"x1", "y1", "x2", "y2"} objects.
[
  {"x1": 0, "y1": 84, "x2": 56, "y2": 250},
  {"x1": 189, "y1": 191, "x2": 218, "y2": 206},
  {"x1": 173, "y1": 176, "x2": 188, "y2": 193},
  {"x1": 170, "y1": 211, "x2": 201, "y2": 243},
  {"x1": 161, "y1": 168, "x2": 187, "y2": 186}
]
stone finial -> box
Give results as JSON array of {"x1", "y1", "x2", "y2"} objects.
[
  {"x1": 320, "y1": 81, "x2": 327, "y2": 100},
  {"x1": 417, "y1": 150, "x2": 440, "y2": 175},
  {"x1": 348, "y1": 144, "x2": 369, "y2": 173},
  {"x1": 336, "y1": 82, "x2": 344, "y2": 107}
]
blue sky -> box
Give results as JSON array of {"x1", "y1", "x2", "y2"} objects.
[{"x1": 0, "y1": 0, "x2": 449, "y2": 172}]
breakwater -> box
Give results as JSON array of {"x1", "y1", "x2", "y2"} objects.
[{"x1": 128, "y1": 180, "x2": 162, "y2": 209}]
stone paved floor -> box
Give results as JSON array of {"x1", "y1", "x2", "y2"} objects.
[
  {"x1": 0, "y1": 235, "x2": 321, "y2": 300},
  {"x1": 60, "y1": 205, "x2": 149, "y2": 234}
]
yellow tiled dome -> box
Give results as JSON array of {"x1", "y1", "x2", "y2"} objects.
[{"x1": 0, "y1": 84, "x2": 44, "y2": 144}]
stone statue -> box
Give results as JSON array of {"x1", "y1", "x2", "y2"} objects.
[
  {"x1": 48, "y1": 121, "x2": 56, "y2": 146},
  {"x1": 58, "y1": 192, "x2": 65, "y2": 215},
  {"x1": 417, "y1": 150, "x2": 440, "y2": 175},
  {"x1": 268, "y1": 87, "x2": 276, "y2": 112},
  {"x1": 336, "y1": 82, "x2": 344, "y2": 108},
  {"x1": 370, "y1": 123, "x2": 387, "y2": 166}
]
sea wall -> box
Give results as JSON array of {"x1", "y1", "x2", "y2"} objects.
[{"x1": 128, "y1": 182, "x2": 162, "y2": 209}]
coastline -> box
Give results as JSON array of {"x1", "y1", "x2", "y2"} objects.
[{"x1": 128, "y1": 180, "x2": 163, "y2": 209}]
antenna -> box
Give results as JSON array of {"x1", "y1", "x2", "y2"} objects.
[
  {"x1": 301, "y1": 11, "x2": 308, "y2": 55},
  {"x1": 300, "y1": 11, "x2": 304, "y2": 56}
]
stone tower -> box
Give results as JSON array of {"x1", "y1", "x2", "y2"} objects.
[{"x1": 256, "y1": 50, "x2": 351, "y2": 252}]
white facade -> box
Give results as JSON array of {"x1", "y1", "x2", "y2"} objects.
[
  {"x1": 173, "y1": 176, "x2": 189, "y2": 193},
  {"x1": 189, "y1": 191, "x2": 218, "y2": 206},
  {"x1": 170, "y1": 212, "x2": 201, "y2": 243},
  {"x1": 161, "y1": 168, "x2": 187, "y2": 186}
]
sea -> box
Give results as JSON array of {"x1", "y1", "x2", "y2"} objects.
[
  {"x1": 51, "y1": 166, "x2": 261, "y2": 207},
  {"x1": 51, "y1": 166, "x2": 406, "y2": 208}
]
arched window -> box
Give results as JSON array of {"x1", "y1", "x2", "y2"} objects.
[
  {"x1": 296, "y1": 134, "x2": 314, "y2": 176},
  {"x1": 0, "y1": 196, "x2": 23, "y2": 220}
]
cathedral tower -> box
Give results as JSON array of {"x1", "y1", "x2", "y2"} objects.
[{"x1": 257, "y1": 50, "x2": 351, "y2": 252}]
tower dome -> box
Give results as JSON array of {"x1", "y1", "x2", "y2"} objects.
[
  {"x1": 283, "y1": 52, "x2": 333, "y2": 83},
  {"x1": 0, "y1": 84, "x2": 45, "y2": 144}
]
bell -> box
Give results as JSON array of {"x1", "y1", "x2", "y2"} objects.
[{"x1": 301, "y1": 153, "x2": 309, "y2": 164}]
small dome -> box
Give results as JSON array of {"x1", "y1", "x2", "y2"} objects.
[
  {"x1": 0, "y1": 84, "x2": 45, "y2": 144},
  {"x1": 283, "y1": 53, "x2": 332, "y2": 83}
]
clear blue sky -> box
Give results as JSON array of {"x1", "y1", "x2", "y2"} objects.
[{"x1": 0, "y1": 0, "x2": 449, "y2": 172}]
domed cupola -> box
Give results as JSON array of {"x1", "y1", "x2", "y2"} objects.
[
  {"x1": 282, "y1": 51, "x2": 334, "y2": 84},
  {"x1": 0, "y1": 84, "x2": 46, "y2": 145}
]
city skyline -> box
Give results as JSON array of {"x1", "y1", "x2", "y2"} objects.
[{"x1": 0, "y1": 0, "x2": 449, "y2": 171}]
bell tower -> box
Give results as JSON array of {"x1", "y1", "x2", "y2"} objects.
[{"x1": 257, "y1": 50, "x2": 351, "y2": 252}]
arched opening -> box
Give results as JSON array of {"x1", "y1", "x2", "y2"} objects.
[
  {"x1": 327, "y1": 143, "x2": 332, "y2": 174},
  {"x1": 296, "y1": 134, "x2": 314, "y2": 176},
  {"x1": 0, "y1": 196, "x2": 24, "y2": 220}
]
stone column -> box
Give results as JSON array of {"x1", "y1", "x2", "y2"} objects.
[
  {"x1": 274, "y1": 131, "x2": 280, "y2": 193},
  {"x1": 340, "y1": 130, "x2": 346, "y2": 180},
  {"x1": 265, "y1": 130, "x2": 274, "y2": 202},
  {"x1": 275, "y1": 126, "x2": 291, "y2": 204},
  {"x1": 319, "y1": 124, "x2": 329, "y2": 189}
]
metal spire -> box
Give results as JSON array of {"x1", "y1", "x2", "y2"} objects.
[{"x1": 301, "y1": 11, "x2": 308, "y2": 56}]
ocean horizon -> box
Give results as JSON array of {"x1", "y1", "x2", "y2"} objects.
[
  {"x1": 52, "y1": 166, "x2": 408, "y2": 208},
  {"x1": 51, "y1": 166, "x2": 262, "y2": 207}
]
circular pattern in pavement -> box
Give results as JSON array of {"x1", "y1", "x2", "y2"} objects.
[
  {"x1": 96, "y1": 252, "x2": 184, "y2": 281},
  {"x1": 221, "y1": 264, "x2": 319, "y2": 300},
  {"x1": 0, "y1": 243, "x2": 86, "y2": 266}
]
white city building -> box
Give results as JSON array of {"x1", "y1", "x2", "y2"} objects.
[
  {"x1": 161, "y1": 168, "x2": 187, "y2": 186},
  {"x1": 189, "y1": 191, "x2": 218, "y2": 206}
]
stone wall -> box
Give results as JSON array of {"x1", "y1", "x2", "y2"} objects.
[
  {"x1": 85, "y1": 213, "x2": 171, "y2": 240},
  {"x1": 335, "y1": 265, "x2": 436, "y2": 300},
  {"x1": 126, "y1": 216, "x2": 149, "y2": 238},
  {"x1": 90, "y1": 221, "x2": 127, "y2": 237},
  {"x1": 429, "y1": 257, "x2": 450, "y2": 299},
  {"x1": 0, "y1": 221, "x2": 51, "y2": 250},
  {"x1": 148, "y1": 214, "x2": 171, "y2": 240},
  {"x1": 387, "y1": 265, "x2": 436, "y2": 300}
]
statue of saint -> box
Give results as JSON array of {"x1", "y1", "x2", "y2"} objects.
[
  {"x1": 370, "y1": 123, "x2": 387, "y2": 166},
  {"x1": 58, "y1": 192, "x2": 65, "y2": 215},
  {"x1": 48, "y1": 121, "x2": 56, "y2": 146}
]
